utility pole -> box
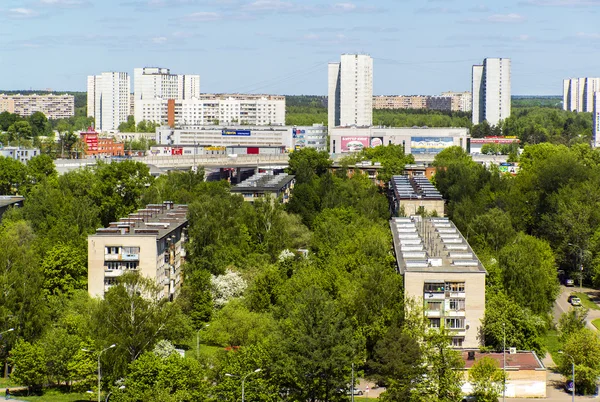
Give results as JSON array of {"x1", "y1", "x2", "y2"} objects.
[
  {"x1": 503, "y1": 322, "x2": 506, "y2": 402},
  {"x1": 351, "y1": 363, "x2": 354, "y2": 402}
]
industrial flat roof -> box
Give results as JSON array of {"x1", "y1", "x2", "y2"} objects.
[
  {"x1": 390, "y1": 175, "x2": 442, "y2": 200},
  {"x1": 390, "y1": 216, "x2": 486, "y2": 274}
]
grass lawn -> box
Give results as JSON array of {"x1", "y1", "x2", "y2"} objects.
[
  {"x1": 543, "y1": 329, "x2": 562, "y2": 364},
  {"x1": 0, "y1": 377, "x2": 18, "y2": 388},
  {"x1": 592, "y1": 318, "x2": 600, "y2": 330},
  {"x1": 574, "y1": 292, "x2": 600, "y2": 310}
]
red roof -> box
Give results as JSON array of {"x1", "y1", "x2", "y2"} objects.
[
  {"x1": 80, "y1": 126, "x2": 98, "y2": 135},
  {"x1": 461, "y1": 351, "x2": 544, "y2": 370}
]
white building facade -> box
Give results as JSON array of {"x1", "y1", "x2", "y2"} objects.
[
  {"x1": 328, "y1": 54, "x2": 373, "y2": 129},
  {"x1": 563, "y1": 77, "x2": 600, "y2": 113},
  {"x1": 139, "y1": 95, "x2": 286, "y2": 127},
  {"x1": 87, "y1": 72, "x2": 131, "y2": 131},
  {"x1": 472, "y1": 58, "x2": 511, "y2": 126},
  {"x1": 133, "y1": 67, "x2": 200, "y2": 124},
  {"x1": 593, "y1": 92, "x2": 600, "y2": 148}
]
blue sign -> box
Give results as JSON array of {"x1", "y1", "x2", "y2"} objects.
[{"x1": 222, "y1": 129, "x2": 251, "y2": 136}]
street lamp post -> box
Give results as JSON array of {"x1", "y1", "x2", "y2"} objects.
[
  {"x1": 559, "y1": 351, "x2": 575, "y2": 402},
  {"x1": 502, "y1": 322, "x2": 506, "y2": 402},
  {"x1": 105, "y1": 385, "x2": 125, "y2": 402},
  {"x1": 0, "y1": 329, "x2": 14, "y2": 336},
  {"x1": 568, "y1": 243, "x2": 585, "y2": 289},
  {"x1": 225, "y1": 368, "x2": 261, "y2": 402},
  {"x1": 83, "y1": 344, "x2": 116, "y2": 402}
]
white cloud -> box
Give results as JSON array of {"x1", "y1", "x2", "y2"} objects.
[
  {"x1": 576, "y1": 32, "x2": 600, "y2": 39},
  {"x1": 152, "y1": 36, "x2": 168, "y2": 44},
  {"x1": 183, "y1": 11, "x2": 221, "y2": 21},
  {"x1": 333, "y1": 3, "x2": 357, "y2": 11},
  {"x1": 416, "y1": 6, "x2": 458, "y2": 13},
  {"x1": 304, "y1": 33, "x2": 319, "y2": 40},
  {"x1": 488, "y1": 13, "x2": 525, "y2": 22},
  {"x1": 245, "y1": 0, "x2": 293, "y2": 11},
  {"x1": 39, "y1": 0, "x2": 90, "y2": 7},
  {"x1": 8, "y1": 8, "x2": 39, "y2": 18}
]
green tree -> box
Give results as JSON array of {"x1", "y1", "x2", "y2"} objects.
[
  {"x1": 94, "y1": 273, "x2": 192, "y2": 380},
  {"x1": 468, "y1": 356, "x2": 506, "y2": 402},
  {"x1": 559, "y1": 328, "x2": 600, "y2": 395},
  {"x1": 118, "y1": 116, "x2": 136, "y2": 133},
  {"x1": 9, "y1": 339, "x2": 47, "y2": 394},
  {"x1": 0, "y1": 111, "x2": 20, "y2": 132},
  {"x1": 7, "y1": 121, "x2": 32, "y2": 144},
  {"x1": 25, "y1": 155, "x2": 57, "y2": 189},
  {"x1": 287, "y1": 148, "x2": 332, "y2": 184},
  {"x1": 0, "y1": 157, "x2": 27, "y2": 194},
  {"x1": 499, "y1": 233, "x2": 559, "y2": 314},
  {"x1": 558, "y1": 308, "x2": 588, "y2": 343},
  {"x1": 27, "y1": 111, "x2": 49, "y2": 137},
  {"x1": 41, "y1": 243, "x2": 87, "y2": 298}
]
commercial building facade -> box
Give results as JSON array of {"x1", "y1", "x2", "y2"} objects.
[
  {"x1": 564, "y1": 77, "x2": 600, "y2": 112},
  {"x1": 329, "y1": 126, "x2": 469, "y2": 155},
  {"x1": 88, "y1": 201, "x2": 188, "y2": 300},
  {"x1": 154, "y1": 124, "x2": 326, "y2": 154},
  {"x1": 139, "y1": 94, "x2": 285, "y2": 127},
  {"x1": 133, "y1": 67, "x2": 200, "y2": 124},
  {"x1": 0, "y1": 94, "x2": 74, "y2": 119},
  {"x1": 472, "y1": 58, "x2": 511, "y2": 126},
  {"x1": 391, "y1": 216, "x2": 486, "y2": 348},
  {"x1": 80, "y1": 127, "x2": 125, "y2": 157},
  {"x1": 87, "y1": 72, "x2": 131, "y2": 131},
  {"x1": 328, "y1": 54, "x2": 373, "y2": 128}
]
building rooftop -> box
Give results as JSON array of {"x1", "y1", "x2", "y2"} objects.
[
  {"x1": 390, "y1": 175, "x2": 442, "y2": 201},
  {"x1": 0, "y1": 196, "x2": 24, "y2": 209},
  {"x1": 92, "y1": 201, "x2": 188, "y2": 240},
  {"x1": 461, "y1": 350, "x2": 545, "y2": 371},
  {"x1": 231, "y1": 173, "x2": 295, "y2": 193},
  {"x1": 390, "y1": 216, "x2": 486, "y2": 275}
]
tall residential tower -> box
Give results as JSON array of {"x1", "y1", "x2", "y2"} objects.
[
  {"x1": 133, "y1": 67, "x2": 200, "y2": 124},
  {"x1": 328, "y1": 54, "x2": 373, "y2": 129},
  {"x1": 87, "y1": 72, "x2": 131, "y2": 131},
  {"x1": 563, "y1": 78, "x2": 600, "y2": 113},
  {"x1": 471, "y1": 58, "x2": 511, "y2": 126}
]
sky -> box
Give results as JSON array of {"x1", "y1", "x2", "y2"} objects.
[{"x1": 1, "y1": 0, "x2": 600, "y2": 95}]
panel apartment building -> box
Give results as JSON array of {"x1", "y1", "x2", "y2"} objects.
[
  {"x1": 391, "y1": 216, "x2": 486, "y2": 348},
  {"x1": 88, "y1": 201, "x2": 188, "y2": 300},
  {"x1": 472, "y1": 58, "x2": 511, "y2": 126},
  {"x1": 139, "y1": 94, "x2": 286, "y2": 127},
  {"x1": 0, "y1": 94, "x2": 74, "y2": 119},
  {"x1": 133, "y1": 67, "x2": 200, "y2": 124},
  {"x1": 328, "y1": 54, "x2": 373, "y2": 129},
  {"x1": 563, "y1": 77, "x2": 600, "y2": 113},
  {"x1": 87, "y1": 72, "x2": 131, "y2": 131}
]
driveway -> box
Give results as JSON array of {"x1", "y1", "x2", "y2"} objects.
[{"x1": 555, "y1": 286, "x2": 600, "y2": 331}]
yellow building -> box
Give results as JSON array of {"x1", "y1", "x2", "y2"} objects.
[
  {"x1": 390, "y1": 217, "x2": 486, "y2": 348},
  {"x1": 88, "y1": 202, "x2": 188, "y2": 300}
]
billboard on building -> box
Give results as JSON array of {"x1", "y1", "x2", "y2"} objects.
[
  {"x1": 222, "y1": 129, "x2": 251, "y2": 136},
  {"x1": 341, "y1": 136, "x2": 369, "y2": 153},
  {"x1": 410, "y1": 137, "x2": 454, "y2": 154},
  {"x1": 370, "y1": 137, "x2": 383, "y2": 148}
]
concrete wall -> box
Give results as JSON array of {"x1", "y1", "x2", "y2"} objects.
[
  {"x1": 400, "y1": 199, "x2": 445, "y2": 217},
  {"x1": 461, "y1": 369, "x2": 546, "y2": 398}
]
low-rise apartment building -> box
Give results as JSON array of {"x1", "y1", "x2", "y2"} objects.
[
  {"x1": 390, "y1": 216, "x2": 486, "y2": 348},
  {"x1": 230, "y1": 173, "x2": 295, "y2": 203},
  {"x1": 0, "y1": 94, "x2": 75, "y2": 119},
  {"x1": 389, "y1": 175, "x2": 444, "y2": 216},
  {"x1": 88, "y1": 201, "x2": 188, "y2": 300},
  {"x1": 0, "y1": 147, "x2": 41, "y2": 163}
]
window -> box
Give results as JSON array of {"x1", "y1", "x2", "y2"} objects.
[
  {"x1": 451, "y1": 337, "x2": 464, "y2": 347},
  {"x1": 426, "y1": 301, "x2": 442, "y2": 311},
  {"x1": 445, "y1": 318, "x2": 465, "y2": 329},
  {"x1": 429, "y1": 318, "x2": 440, "y2": 328},
  {"x1": 105, "y1": 246, "x2": 121, "y2": 254},
  {"x1": 105, "y1": 262, "x2": 119, "y2": 270},
  {"x1": 445, "y1": 282, "x2": 465, "y2": 292},
  {"x1": 424, "y1": 283, "x2": 444, "y2": 293},
  {"x1": 122, "y1": 246, "x2": 140, "y2": 254},
  {"x1": 449, "y1": 299, "x2": 465, "y2": 311}
]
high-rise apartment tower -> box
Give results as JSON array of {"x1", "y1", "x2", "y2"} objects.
[
  {"x1": 87, "y1": 72, "x2": 131, "y2": 131},
  {"x1": 563, "y1": 78, "x2": 600, "y2": 113},
  {"x1": 328, "y1": 54, "x2": 373, "y2": 129},
  {"x1": 472, "y1": 58, "x2": 511, "y2": 126},
  {"x1": 133, "y1": 67, "x2": 200, "y2": 124}
]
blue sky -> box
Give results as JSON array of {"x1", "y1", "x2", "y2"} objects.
[{"x1": 1, "y1": 0, "x2": 600, "y2": 95}]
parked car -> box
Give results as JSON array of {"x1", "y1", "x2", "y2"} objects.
[
  {"x1": 566, "y1": 278, "x2": 575, "y2": 287},
  {"x1": 566, "y1": 380, "x2": 574, "y2": 393},
  {"x1": 462, "y1": 396, "x2": 478, "y2": 402},
  {"x1": 570, "y1": 297, "x2": 582, "y2": 306}
]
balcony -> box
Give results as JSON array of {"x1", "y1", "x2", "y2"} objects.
[
  {"x1": 445, "y1": 310, "x2": 466, "y2": 317},
  {"x1": 104, "y1": 254, "x2": 121, "y2": 261},
  {"x1": 425, "y1": 310, "x2": 442, "y2": 318},
  {"x1": 122, "y1": 253, "x2": 139, "y2": 261}
]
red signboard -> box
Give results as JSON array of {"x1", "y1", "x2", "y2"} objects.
[{"x1": 172, "y1": 148, "x2": 183, "y2": 156}]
